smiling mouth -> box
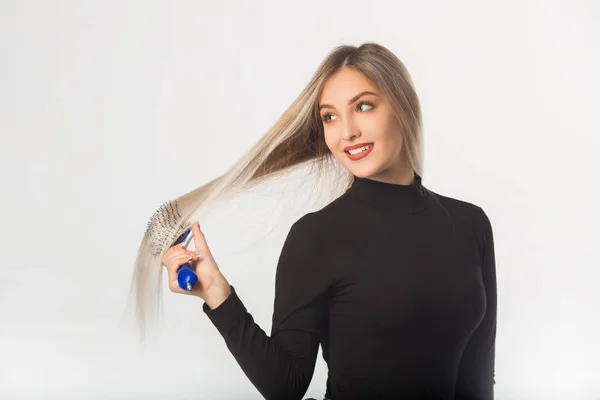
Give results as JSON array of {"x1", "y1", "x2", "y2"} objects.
[
  {"x1": 345, "y1": 143, "x2": 374, "y2": 155},
  {"x1": 345, "y1": 143, "x2": 374, "y2": 160}
]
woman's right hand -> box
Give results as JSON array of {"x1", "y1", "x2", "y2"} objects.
[{"x1": 161, "y1": 221, "x2": 231, "y2": 307}]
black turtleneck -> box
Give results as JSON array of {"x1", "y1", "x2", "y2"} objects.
[{"x1": 202, "y1": 172, "x2": 497, "y2": 400}]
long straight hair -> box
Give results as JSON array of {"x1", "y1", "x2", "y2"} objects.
[{"x1": 128, "y1": 42, "x2": 425, "y2": 341}]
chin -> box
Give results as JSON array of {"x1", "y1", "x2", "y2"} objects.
[{"x1": 347, "y1": 165, "x2": 380, "y2": 179}]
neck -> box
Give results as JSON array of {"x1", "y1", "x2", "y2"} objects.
[{"x1": 346, "y1": 171, "x2": 429, "y2": 214}]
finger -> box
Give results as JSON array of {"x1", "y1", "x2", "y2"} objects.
[
  {"x1": 162, "y1": 244, "x2": 186, "y2": 265},
  {"x1": 164, "y1": 251, "x2": 198, "y2": 272},
  {"x1": 165, "y1": 254, "x2": 196, "y2": 289},
  {"x1": 163, "y1": 245, "x2": 197, "y2": 265},
  {"x1": 191, "y1": 221, "x2": 213, "y2": 260},
  {"x1": 168, "y1": 254, "x2": 201, "y2": 294}
]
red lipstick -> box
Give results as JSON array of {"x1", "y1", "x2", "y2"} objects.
[
  {"x1": 344, "y1": 142, "x2": 373, "y2": 152},
  {"x1": 345, "y1": 143, "x2": 374, "y2": 161}
]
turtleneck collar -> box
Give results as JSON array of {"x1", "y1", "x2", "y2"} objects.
[{"x1": 345, "y1": 171, "x2": 429, "y2": 214}]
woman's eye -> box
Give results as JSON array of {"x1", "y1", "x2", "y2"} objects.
[
  {"x1": 321, "y1": 101, "x2": 373, "y2": 123},
  {"x1": 358, "y1": 102, "x2": 373, "y2": 112}
]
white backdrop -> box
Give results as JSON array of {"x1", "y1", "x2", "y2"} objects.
[{"x1": 2, "y1": 1, "x2": 599, "y2": 399}]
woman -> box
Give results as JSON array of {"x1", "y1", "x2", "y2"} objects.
[{"x1": 130, "y1": 42, "x2": 497, "y2": 400}]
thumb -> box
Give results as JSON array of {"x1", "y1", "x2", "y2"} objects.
[{"x1": 190, "y1": 221, "x2": 214, "y2": 260}]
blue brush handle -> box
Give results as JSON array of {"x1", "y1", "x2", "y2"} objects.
[
  {"x1": 177, "y1": 263, "x2": 198, "y2": 292},
  {"x1": 173, "y1": 227, "x2": 199, "y2": 291}
]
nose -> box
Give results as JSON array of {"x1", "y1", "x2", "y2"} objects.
[{"x1": 341, "y1": 114, "x2": 360, "y2": 141}]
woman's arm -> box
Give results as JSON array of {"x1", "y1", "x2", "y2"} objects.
[
  {"x1": 455, "y1": 207, "x2": 497, "y2": 400},
  {"x1": 202, "y1": 213, "x2": 330, "y2": 400}
]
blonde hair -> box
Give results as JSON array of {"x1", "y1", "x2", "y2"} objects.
[{"x1": 127, "y1": 41, "x2": 426, "y2": 341}]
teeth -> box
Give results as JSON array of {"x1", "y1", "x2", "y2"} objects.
[{"x1": 348, "y1": 144, "x2": 373, "y2": 155}]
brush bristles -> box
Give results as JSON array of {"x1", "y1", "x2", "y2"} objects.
[{"x1": 143, "y1": 200, "x2": 187, "y2": 256}]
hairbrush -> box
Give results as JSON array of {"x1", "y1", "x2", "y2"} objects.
[
  {"x1": 172, "y1": 227, "x2": 199, "y2": 291},
  {"x1": 144, "y1": 200, "x2": 198, "y2": 291}
]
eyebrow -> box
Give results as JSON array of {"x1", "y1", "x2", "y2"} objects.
[{"x1": 319, "y1": 91, "x2": 379, "y2": 111}]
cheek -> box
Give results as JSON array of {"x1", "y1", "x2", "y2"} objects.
[
  {"x1": 323, "y1": 129, "x2": 341, "y2": 148},
  {"x1": 323, "y1": 133, "x2": 334, "y2": 151},
  {"x1": 380, "y1": 119, "x2": 403, "y2": 147}
]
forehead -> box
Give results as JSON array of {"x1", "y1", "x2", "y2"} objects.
[{"x1": 319, "y1": 68, "x2": 377, "y2": 104}]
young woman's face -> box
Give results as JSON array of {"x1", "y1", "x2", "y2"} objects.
[{"x1": 319, "y1": 67, "x2": 408, "y2": 182}]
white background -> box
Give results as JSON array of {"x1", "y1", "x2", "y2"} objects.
[{"x1": 2, "y1": 1, "x2": 599, "y2": 399}]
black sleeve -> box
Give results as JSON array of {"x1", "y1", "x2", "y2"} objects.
[
  {"x1": 202, "y1": 213, "x2": 330, "y2": 400},
  {"x1": 455, "y1": 207, "x2": 497, "y2": 400}
]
